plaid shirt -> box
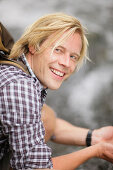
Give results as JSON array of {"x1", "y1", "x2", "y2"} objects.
[{"x1": 0, "y1": 54, "x2": 53, "y2": 169}]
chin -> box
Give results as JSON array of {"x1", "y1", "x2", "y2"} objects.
[
  {"x1": 47, "y1": 83, "x2": 62, "y2": 90},
  {"x1": 48, "y1": 86, "x2": 60, "y2": 90},
  {"x1": 42, "y1": 79, "x2": 63, "y2": 90}
]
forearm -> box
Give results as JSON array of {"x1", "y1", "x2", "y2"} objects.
[
  {"x1": 41, "y1": 105, "x2": 89, "y2": 146},
  {"x1": 52, "y1": 118, "x2": 89, "y2": 146},
  {"x1": 52, "y1": 144, "x2": 99, "y2": 170}
]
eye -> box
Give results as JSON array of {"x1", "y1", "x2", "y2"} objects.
[
  {"x1": 70, "y1": 55, "x2": 75, "y2": 59},
  {"x1": 55, "y1": 48, "x2": 62, "y2": 53},
  {"x1": 70, "y1": 54, "x2": 80, "y2": 61}
]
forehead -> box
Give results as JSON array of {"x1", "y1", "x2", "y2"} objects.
[{"x1": 53, "y1": 31, "x2": 82, "y2": 53}]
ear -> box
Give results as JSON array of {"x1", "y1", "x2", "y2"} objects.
[{"x1": 28, "y1": 45, "x2": 36, "y2": 55}]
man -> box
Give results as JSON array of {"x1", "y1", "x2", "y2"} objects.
[{"x1": 0, "y1": 13, "x2": 113, "y2": 170}]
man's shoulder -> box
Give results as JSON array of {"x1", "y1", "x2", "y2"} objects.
[{"x1": 0, "y1": 65, "x2": 35, "y2": 88}]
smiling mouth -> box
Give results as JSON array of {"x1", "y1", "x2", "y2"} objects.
[{"x1": 51, "y1": 68, "x2": 65, "y2": 77}]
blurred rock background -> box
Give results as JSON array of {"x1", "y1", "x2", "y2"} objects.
[{"x1": 0, "y1": 0, "x2": 113, "y2": 169}]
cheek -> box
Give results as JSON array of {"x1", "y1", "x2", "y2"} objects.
[
  {"x1": 49, "y1": 49, "x2": 59, "y2": 61},
  {"x1": 70, "y1": 62, "x2": 77, "y2": 73},
  {"x1": 42, "y1": 51, "x2": 55, "y2": 64},
  {"x1": 49, "y1": 54, "x2": 57, "y2": 61}
]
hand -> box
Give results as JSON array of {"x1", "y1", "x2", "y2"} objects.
[
  {"x1": 92, "y1": 126, "x2": 113, "y2": 145},
  {"x1": 96, "y1": 141, "x2": 113, "y2": 163}
]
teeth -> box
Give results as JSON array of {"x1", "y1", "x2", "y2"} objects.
[{"x1": 51, "y1": 68, "x2": 64, "y2": 77}]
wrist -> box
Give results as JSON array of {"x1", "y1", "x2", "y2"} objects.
[
  {"x1": 86, "y1": 130, "x2": 93, "y2": 147},
  {"x1": 91, "y1": 129, "x2": 102, "y2": 145}
]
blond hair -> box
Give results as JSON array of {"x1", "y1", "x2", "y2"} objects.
[{"x1": 9, "y1": 13, "x2": 89, "y2": 69}]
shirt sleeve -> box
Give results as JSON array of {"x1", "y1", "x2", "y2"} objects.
[{"x1": 0, "y1": 79, "x2": 53, "y2": 169}]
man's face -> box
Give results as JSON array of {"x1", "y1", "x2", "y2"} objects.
[{"x1": 31, "y1": 31, "x2": 82, "y2": 90}]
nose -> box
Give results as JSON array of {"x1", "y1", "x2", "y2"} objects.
[{"x1": 58, "y1": 54, "x2": 70, "y2": 67}]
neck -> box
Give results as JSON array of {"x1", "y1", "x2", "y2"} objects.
[{"x1": 26, "y1": 53, "x2": 33, "y2": 69}]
